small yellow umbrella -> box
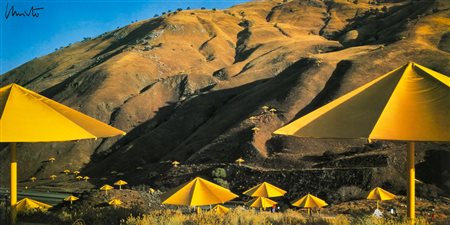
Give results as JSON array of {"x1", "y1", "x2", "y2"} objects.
[
  {"x1": 16, "y1": 198, "x2": 52, "y2": 213},
  {"x1": 50, "y1": 175, "x2": 57, "y2": 180},
  {"x1": 246, "y1": 197, "x2": 277, "y2": 209},
  {"x1": 251, "y1": 127, "x2": 260, "y2": 133},
  {"x1": 108, "y1": 199, "x2": 122, "y2": 207},
  {"x1": 73, "y1": 171, "x2": 80, "y2": 176},
  {"x1": 75, "y1": 175, "x2": 83, "y2": 181},
  {"x1": 100, "y1": 184, "x2": 114, "y2": 194},
  {"x1": 292, "y1": 194, "x2": 328, "y2": 215},
  {"x1": 262, "y1": 106, "x2": 269, "y2": 111},
  {"x1": 161, "y1": 177, "x2": 238, "y2": 206},
  {"x1": 367, "y1": 187, "x2": 396, "y2": 209},
  {"x1": 83, "y1": 176, "x2": 90, "y2": 182},
  {"x1": 269, "y1": 108, "x2": 277, "y2": 114},
  {"x1": 114, "y1": 180, "x2": 128, "y2": 190},
  {"x1": 235, "y1": 157, "x2": 245, "y2": 166},
  {"x1": 64, "y1": 195, "x2": 79, "y2": 205},
  {"x1": 149, "y1": 188, "x2": 156, "y2": 194},
  {"x1": 63, "y1": 169, "x2": 71, "y2": 175},
  {"x1": 212, "y1": 204, "x2": 230, "y2": 214},
  {"x1": 30, "y1": 177, "x2": 37, "y2": 182},
  {"x1": 172, "y1": 161, "x2": 180, "y2": 167},
  {"x1": 243, "y1": 182, "x2": 287, "y2": 198},
  {"x1": 48, "y1": 157, "x2": 56, "y2": 163}
]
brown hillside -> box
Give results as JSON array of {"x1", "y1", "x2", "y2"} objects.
[{"x1": 1, "y1": 0, "x2": 449, "y2": 196}]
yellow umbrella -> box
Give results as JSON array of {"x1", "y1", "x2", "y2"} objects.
[
  {"x1": 114, "y1": 180, "x2": 128, "y2": 190},
  {"x1": 243, "y1": 182, "x2": 287, "y2": 198},
  {"x1": 64, "y1": 195, "x2": 79, "y2": 204},
  {"x1": 83, "y1": 176, "x2": 90, "y2": 182},
  {"x1": 149, "y1": 188, "x2": 156, "y2": 193},
  {"x1": 212, "y1": 204, "x2": 230, "y2": 214},
  {"x1": 73, "y1": 171, "x2": 80, "y2": 175},
  {"x1": 246, "y1": 197, "x2": 277, "y2": 209},
  {"x1": 0, "y1": 83, "x2": 125, "y2": 224},
  {"x1": 48, "y1": 157, "x2": 56, "y2": 163},
  {"x1": 76, "y1": 175, "x2": 83, "y2": 181},
  {"x1": 235, "y1": 157, "x2": 245, "y2": 166},
  {"x1": 251, "y1": 127, "x2": 260, "y2": 133},
  {"x1": 63, "y1": 169, "x2": 71, "y2": 175},
  {"x1": 30, "y1": 177, "x2": 37, "y2": 182},
  {"x1": 367, "y1": 187, "x2": 396, "y2": 209},
  {"x1": 292, "y1": 194, "x2": 328, "y2": 215},
  {"x1": 274, "y1": 62, "x2": 450, "y2": 219},
  {"x1": 161, "y1": 177, "x2": 238, "y2": 206},
  {"x1": 50, "y1": 175, "x2": 57, "y2": 180},
  {"x1": 108, "y1": 199, "x2": 122, "y2": 207},
  {"x1": 100, "y1": 184, "x2": 114, "y2": 194},
  {"x1": 172, "y1": 161, "x2": 180, "y2": 167},
  {"x1": 16, "y1": 198, "x2": 52, "y2": 213}
]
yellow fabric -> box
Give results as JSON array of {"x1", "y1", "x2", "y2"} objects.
[
  {"x1": 64, "y1": 196, "x2": 79, "y2": 202},
  {"x1": 0, "y1": 83, "x2": 125, "y2": 142},
  {"x1": 212, "y1": 205, "x2": 230, "y2": 214},
  {"x1": 16, "y1": 198, "x2": 52, "y2": 212},
  {"x1": 273, "y1": 62, "x2": 450, "y2": 141},
  {"x1": 243, "y1": 182, "x2": 287, "y2": 198},
  {"x1": 100, "y1": 184, "x2": 114, "y2": 191},
  {"x1": 114, "y1": 180, "x2": 127, "y2": 186},
  {"x1": 292, "y1": 194, "x2": 328, "y2": 208},
  {"x1": 109, "y1": 199, "x2": 122, "y2": 205},
  {"x1": 245, "y1": 197, "x2": 277, "y2": 209},
  {"x1": 367, "y1": 187, "x2": 396, "y2": 201},
  {"x1": 161, "y1": 177, "x2": 238, "y2": 206}
]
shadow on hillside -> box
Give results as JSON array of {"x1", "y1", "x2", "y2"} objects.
[{"x1": 82, "y1": 58, "x2": 317, "y2": 182}]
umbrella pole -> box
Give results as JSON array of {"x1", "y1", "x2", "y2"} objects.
[
  {"x1": 407, "y1": 142, "x2": 415, "y2": 220},
  {"x1": 10, "y1": 143, "x2": 17, "y2": 225}
]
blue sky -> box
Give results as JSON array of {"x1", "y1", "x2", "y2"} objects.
[{"x1": 0, "y1": 0, "x2": 247, "y2": 74}]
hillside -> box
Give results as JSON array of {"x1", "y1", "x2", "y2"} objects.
[{"x1": 1, "y1": 0, "x2": 449, "y2": 198}]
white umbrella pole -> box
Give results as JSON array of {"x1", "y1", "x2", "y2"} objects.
[{"x1": 407, "y1": 142, "x2": 415, "y2": 220}]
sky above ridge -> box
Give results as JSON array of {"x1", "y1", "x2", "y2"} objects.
[{"x1": 0, "y1": 0, "x2": 247, "y2": 75}]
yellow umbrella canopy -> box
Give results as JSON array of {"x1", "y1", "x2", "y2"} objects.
[
  {"x1": 0, "y1": 83, "x2": 126, "y2": 142},
  {"x1": 274, "y1": 62, "x2": 450, "y2": 219},
  {"x1": 212, "y1": 204, "x2": 230, "y2": 214},
  {"x1": 108, "y1": 199, "x2": 122, "y2": 206},
  {"x1": 100, "y1": 184, "x2": 114, "y2": 191},
  {"x1": 64, "y1": 195, "x2": 79, "y2": 204},
  {"x1": 292, "y1": 194, "x2": 328, "y2": 208},
  {"x1": 243, "y1": 182, "x2": 287, "y2": 198},
  {"x1": 161, "y1": 177, "x2": 239, "y2": 206},
  {"x1": 273, "y1": 62, "x2": 449, "y2": 141},
  {"x1": 16, "y1": 198, "x2": 52, "y2": 213},
  {"x1": 114, "y1": 180, "x2": 128, "y2": 190},
  {"x1": 245, "y1": 197, "x2": 277, "y2": 209},
  {"x1": 367, "y1": 187, "x2": 396, "y2": 201}
]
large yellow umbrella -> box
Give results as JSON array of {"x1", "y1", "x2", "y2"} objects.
[
  {"x1": 16, "y1": 198, "x2": 52, "y2": 213},
  {"x1": 292, "y1": 194, "x2": 328, "y2": 215},
  {"x1": 245, "y1": 196, "x2": 277, "y2": 209},
  {"x1": 0, "y1": 83, "x2": 125, "y2": 224},
  {"x1": 367, "y1": 187, "x2": 396, "y2": 209},
  {"x1": 274, "y1": 62, "x2": 450, "y2": 219},
  {"x1": 161, "y1": 177, "x2": 239, "y2": 206},
  {"x1": 212, "y1": 204, "x2": 230, "y2": 214},
  {"x1": 243, "y1": 182, "x2": 287, "y2": 198},
  {"x1": 114, "y1": 180, "x2": 128, "y2": 190}
]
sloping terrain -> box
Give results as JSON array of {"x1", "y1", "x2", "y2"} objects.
[{"x1": 1, "y1": 0, "x2": 449, "y2": 196}]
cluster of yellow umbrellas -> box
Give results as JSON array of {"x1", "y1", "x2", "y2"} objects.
[
  {"x1": 274, "y1": 62, "x2": 449, "y2": 219},
  {"x1": 243, "y1": 182, "x2": 285, "y2": 210}
]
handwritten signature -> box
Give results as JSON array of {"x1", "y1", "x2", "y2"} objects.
[{"x1": 4, "y1": 2, "x2": 44, "y2": 19}]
